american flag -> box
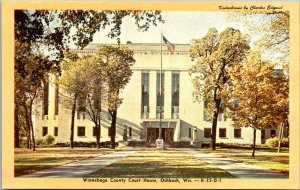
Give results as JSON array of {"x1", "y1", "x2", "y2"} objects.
[{"x1": 163, "y1": 35, "x2": 175, "y2": 54}]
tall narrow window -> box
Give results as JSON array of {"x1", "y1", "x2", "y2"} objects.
[
  {"x1": 141, "y1": 72, "x2": 149, "y2": 118},
  {"x1": 156, "y1": 72, "x2": 165, "y2": 118},
  {"x1": 189, "y1": 128, "x2": 192, "y2": 138},
  {"x1": 203, "y1": 99, "x2": 209, "y2": 121},
  {"x1": 43, "y1": 81, "x2": 49, "y2": 115},
  {"x1": 171, "y1": 73, "x2": 180, "y2": 119},
  {"x1": 54, "y1": 77, "x2": 59, "y2": 115},
  {"x1": 54, "y1": 127, "x2": 58, "y2": 136},
  {"x1": 42, "y1": 127, "x2": 48, "y2": 136},
  {"x1": 218, "y1": 100, "x2": 224, "y2": 121},
  {"x1": 77, "y1": 98, "x2": 86, "y2": 119}
]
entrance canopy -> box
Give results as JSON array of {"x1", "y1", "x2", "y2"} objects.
[{"x1": 142, "y1": 119, "x2": 179, "y2": 128}]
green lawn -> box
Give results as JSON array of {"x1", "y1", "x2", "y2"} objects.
[
  {"x1": 15, "y1": 147, "x2": 114, "y2": 177},
  {"x1": 201, "y1": 148, "x2": 289, "y2": 174},
  {"x1": 89, "y1": 150, "x2": 235, "y2": 178}
]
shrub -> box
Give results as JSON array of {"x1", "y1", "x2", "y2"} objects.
[
  {"x1": 19, "y1": 138, "x2": 28, "y2": 148},
  {"x1": 265, "y1": 137, "x2": 289, "y2": 148},
  {"x1": 36, "y1": 138, "x2": 45, "y2": 146},
  {"x1": 281, "y1": 138, "x2": 289, "y2": 147},
  {"x1": 45, "y1": 135, "x2": 55, "y2": 145},
  {"x1": 265, "y1": 137, "x2": 279, "y2": 148}
]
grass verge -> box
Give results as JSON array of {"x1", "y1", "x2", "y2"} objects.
[
  {"x1": 201, "y1": 148, "x2": 289, "y2": 174},
  {"x1": 15, "y1": 147, "x2": 114, "y2": 177},
  {"x1": 89, "y1": 150, "x2": 235, "y2": 178}
]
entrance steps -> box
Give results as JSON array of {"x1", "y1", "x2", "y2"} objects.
[{"x1": 126, "y1": 141, "x2": 196, "y2": 148}]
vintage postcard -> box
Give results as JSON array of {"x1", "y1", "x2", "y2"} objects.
[{"x1": 2, "y1": 0, "x2": 300, "y2": 189}]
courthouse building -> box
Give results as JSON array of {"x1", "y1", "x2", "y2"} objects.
[{"x1": 33, "y1": 43, "x2": 280, "y2": 145}]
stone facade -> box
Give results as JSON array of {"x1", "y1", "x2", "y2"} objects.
[{"x1": 33, "y1": 43, "x2": 281, "y2": 145}]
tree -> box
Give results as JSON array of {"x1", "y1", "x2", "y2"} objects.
[
  {"x1": 227, "y1": 51, "x2": 288, "y2": 157},
  {"x1": 14, "y1": 41, "x2": 52, "y2": 150},
  {"x1": 189, "y1": 28, "x2": 250, "y2": 150},
  {"x1": 14, "y1": 10, "x2": 163, "y2": 149},
  {"x1": 229, "y1": 12, "x2": 289, "y2": 65},
  {"x1": 59, "y1": 54, "x2": 90, "y2": 148},
  {"x1": 80, "y1": 57, "x2": 107, "y2": 149},
  {"x1": 95, "y1": 45, "x2": 135, "y2": 149}
]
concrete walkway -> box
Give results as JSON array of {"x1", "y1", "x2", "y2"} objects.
[
  {"x1": 21, "y1": 150, "x2": 136, "y2": 178},
  {"x1": 187, "y1": 150, "x2": 288, "y2": 178}
]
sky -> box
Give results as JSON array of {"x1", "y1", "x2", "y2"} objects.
[{"x1": 91, "y1": 11, "x2": 245, "y2": 45}]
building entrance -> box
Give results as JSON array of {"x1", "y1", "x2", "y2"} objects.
[{"x1": 147, "y1": 128, "x2": 174, "y2": 142}]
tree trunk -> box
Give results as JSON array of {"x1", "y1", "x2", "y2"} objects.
[
  {"x1": 211, "y1": 111, "x2": 218, "y2": 150},
  {"x1": 70, "y1": 98, "x2": 76, "y2": 149},
  {"x1": 27, "y1": 128, "x2": 31, "y2": 149},
  {"x1": 14, "y1": 103, "x2": 20, "y2": 148},
  {"x1": 211, "y1": 99, "x2": 221, "y2": 150},
  {"x1": 96, "y1": 125, "x2": 101, "y2": 149},
  {"x1": 29, "y1": 100, "x2": 35, "y2": 151},
  {"x1": 252, "y1": 128, "x2": 257, "y2": 158},
  {"x1": 277, "y1": 122, "x2": 284, "y2": 153},
  {"x1": 110, "y1": 110, "x2": 117, "y2": 149},
  {"x1": 23, "y1": 103, "x2": 32, "y2": 150}
]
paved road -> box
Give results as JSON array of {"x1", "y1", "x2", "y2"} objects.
[
  {"x1": 20, "y1": 150, "x2": 136, "y2": 178},
  {"x1": 187, "y1": 150, "x2": 288, "y2": 178}
]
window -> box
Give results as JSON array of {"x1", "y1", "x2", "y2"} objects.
[
  {"x1": 234, "y1": 128, "x2": 241, "y2": 138},
  {"x1": 172, "y1": 73, "x2": 180, "y2": 118},
  {"x1": 43, "y1": 81, "x2": 49, "y2": 115},
  {"x1": 219, "y1": 128, "x2": 226, "y2": 138},
  {"x1": 129, "y1": 127, "x2": 132, "y2": 137},
  {"x1": 156, "y1": 72, "x2": 165, "y2": 118},
  {"x1": 271, "y1": 130, "x2": 276, "y2": 138},
  {"x1": 77, "y1": 98, "x2": 86, "y2": 119},
  {"x1": 42, "y1": 127, "x2": 48, "y2": 136},
  {"x1": 54, "y1": 127, "x2": 58, "y2": 136},
  {"x1": 77, "y1": 126, "x2": 85, "y2": 137},
  {"x1": 54, "y1": 76, "x2": 59, "y2": 115},
  {"x1": 204, "y1": 128, "x2": 211, "y2": 138},
  {"x1": 218, "y1": 100, "x2": 225, "y2": 121},
  {"x1": 203, "y1": 99, "x2": 209, "y2": 121},
  {"x1": 189, "y1": 128, "x2": 192, "y2": 138},
  {"x1": 141, "y1": 72, "x2": 149, "y2": 117}
]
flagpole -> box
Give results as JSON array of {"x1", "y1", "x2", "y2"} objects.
[{"x1": 159, "y1": 32, "x2": 163, "y2": 140}]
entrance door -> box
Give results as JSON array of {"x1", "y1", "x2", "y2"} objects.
[
  {"x1": 164, "y1": 128, "x2": 174, "y2": 142},
  {"x1": 147, "y1": 128, "x2": 174, "y2": 142},
  {"x1": 147, "y1": 128, "x2": 158, "y2": 142}
]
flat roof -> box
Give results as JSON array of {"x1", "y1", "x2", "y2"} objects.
[{"x1": 79, "y1": 43, "x2": 190, "y2": 52}]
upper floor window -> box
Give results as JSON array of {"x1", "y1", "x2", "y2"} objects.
[
  {"x1": 156, "y1": 72, "x2": 165, "y2": 118},
  {"x1": 141, "y1": 72, "x2": 149, "y2": 118},
  {"x1": 172, "y1": 73, "x2": 180, "y2": 118},
  {"x1": 43, "y1": 81, "x2": 49, "y2": 115},
  {"x1": 55, "y1": 75, "x2": 59, "y2": 115}
]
